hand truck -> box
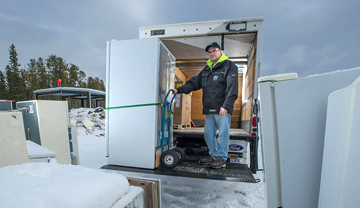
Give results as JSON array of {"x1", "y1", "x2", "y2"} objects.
[{"x1": 160, "y1": 89, "x2": 186, "y2": 169}]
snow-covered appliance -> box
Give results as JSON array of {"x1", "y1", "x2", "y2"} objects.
[
  {"x1": 26, "y1": 140, "x2": 56, "y2": 163},
  {"x1": 16, "y1": 100, "x2": 72, "y2": 164},
  {"x1": 258, "y1": 68, "x2": 360, "y2": 208},
  {"x1": 106, "y1": 38, "x2": 175, "y2": 169}
]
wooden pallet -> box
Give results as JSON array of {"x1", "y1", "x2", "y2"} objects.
[{"x1": 173, "y1": 124, "x2": 191, "y2": 130}]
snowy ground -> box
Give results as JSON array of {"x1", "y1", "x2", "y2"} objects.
[
  {"x1": 0, "y1": 161, "x2": 142, "y2": 208},
  {"x1": 70, "y1": 108, "x2": 265, "y2": 208},
  {"x1": 0, "y1": 108, "x2": 265, "y2": 207}
]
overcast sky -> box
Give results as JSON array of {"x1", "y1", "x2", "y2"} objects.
[{"x1": 1, "y1": 0, "x2": 359, "y2": 82}]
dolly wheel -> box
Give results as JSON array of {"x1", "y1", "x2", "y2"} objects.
[
  {"x1": 173, "y1": 147, "x2": 186, "y2": 163},
  {"x1": 160, "y1": 150, "x2": 179, "y2": 169}
]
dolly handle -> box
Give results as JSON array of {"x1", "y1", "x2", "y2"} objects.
[{"x1": 164, "y1": 89, "x2": 176, "y2": 105}]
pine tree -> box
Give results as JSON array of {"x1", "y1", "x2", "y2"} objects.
[
  {"x1": 99, "y1": 79, "x2": 105, "y2": 91},
  {"x1": 36, "y1": 57, "x2": 50, "y2": 89},
  {"x1": 20, "y1": 68, "x2": 31, "y2": 100},
  {"x1": 78, "y1": 70, "x2": 87, "y2": 88},
  {"x1": 0, "y1": 71, "x2": 8, "y2": 99},
  {"x1": 24, "y1": 59, "x2": 40, "y2": 99},
  {"x1": 46, "y1": 54, "x2": 59, "y2": 87},
  {"x1": 86, "y1": 76, "x2": 105, "y2": 91},
  {"x1": 57, "y1": 57, "x2": 69, "y2": 87},
  {"x1": 5, "y1": 44, "x2": 26, "y2": 101},
  {"x1": 87, "y1": 76, "x2": 95, "y2": 89},
  {"x1": 46, "y1": 55, "x2": 70, "y2": 87},
  {"x1": 68, "y1": 64, "x2": 79, "y2": 87}
]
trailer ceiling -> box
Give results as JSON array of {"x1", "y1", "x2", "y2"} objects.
[{"x1": 161, "y1": 33, "x2": 256, "y2": 78}]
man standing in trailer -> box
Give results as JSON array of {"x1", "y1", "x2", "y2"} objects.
[{"x1": 173, "y1": 42, "x2": 238, "y2": 168}]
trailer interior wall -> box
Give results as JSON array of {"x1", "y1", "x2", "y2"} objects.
[
  {"x1": 175, "y1": 67, "x2": 186, "y2": 82},
  {"x1": 241, "y1": 38, "x2": 257, "y2": 132}
]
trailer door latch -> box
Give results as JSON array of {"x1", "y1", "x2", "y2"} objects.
[{"x1": 226, "y1": 21, "x2": 247, "y2": 32}]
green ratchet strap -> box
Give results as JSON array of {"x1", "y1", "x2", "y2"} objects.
[{"x1": 106, "y1": 103, "x2": 160, "y2": 110}]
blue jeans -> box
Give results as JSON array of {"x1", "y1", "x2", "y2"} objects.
[{"x1": 204, "y1": 113, "x2": 231, "y2": 161}]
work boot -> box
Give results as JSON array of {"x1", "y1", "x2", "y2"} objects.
[
  {"x1": 210, "y1": 157, "x2": 226, "y2": 169},
  {"x1": 199, "y1": 155, "x2": 215, "y2": 165}
]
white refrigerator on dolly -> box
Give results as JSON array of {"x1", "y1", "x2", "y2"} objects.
[{"x1": 106, "y1": 38, "x2": 175, "y2": 169}]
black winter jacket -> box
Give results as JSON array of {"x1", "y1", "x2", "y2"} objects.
[{"x1": 176, "y1": 59, "x2": 238, "y2": 114}]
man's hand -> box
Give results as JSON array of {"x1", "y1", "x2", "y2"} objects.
[
  {"x1": 172, "y1": 89, "x2": 178, "y2": 94},
  {"x1": 219, "y1": 107, "x2": 228, "y2": 115}
]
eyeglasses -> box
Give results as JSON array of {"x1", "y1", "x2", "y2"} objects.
[{"x1": 207, "y1": 49, "x2": 220, "y2": 55}]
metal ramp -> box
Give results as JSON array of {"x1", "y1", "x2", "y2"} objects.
[{"x1": 101, "y1": 160, "x2": 256, "y2": 183}]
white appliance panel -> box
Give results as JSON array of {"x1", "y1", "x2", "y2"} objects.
[
  {"x1": 108, "y1": 106, "x2": 157, "y2": 169},
  {"x1": 259, "y1": 67, "x2": 360, "y2": 208},
  {"x1": 318, "y1": 80, "x2": 360, "y2": 208},
  {"x1": 0, "y1": 111, "x2": 29, "y2": 167},
  {"x1": 108, "y1": 39, "x2": 159, "y2": 107}
]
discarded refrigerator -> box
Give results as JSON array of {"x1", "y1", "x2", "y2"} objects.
[
  {"x1": 258, "y1": 67, "x2": 360, "y2": 208},
  {"x1": 106, "y1": 38, "x2": 175, "y2": 169},
  {"x1": 16, "y1": 100, "x2": 72, "y2": 164}
]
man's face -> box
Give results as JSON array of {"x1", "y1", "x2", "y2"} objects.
[{"x1": 207, "y1": 46, "x2": 222, "y2": 62}]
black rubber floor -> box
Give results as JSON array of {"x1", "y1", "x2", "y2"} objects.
[{"x1": 101, "y1": 161, "x2": 256, "y2": 183}]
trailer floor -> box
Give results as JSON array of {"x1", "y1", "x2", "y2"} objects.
[{"x1": 101, "y1": 161, "x2": 256, "y2": 183}]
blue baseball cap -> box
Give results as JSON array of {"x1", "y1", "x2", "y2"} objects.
[{"x1": 205, "y1": 42, "x2": 221, "y2": 52}]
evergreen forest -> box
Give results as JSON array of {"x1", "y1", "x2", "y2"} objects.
[{"x1": 1, "y1": 44, "x2": 105, "y2": 105}]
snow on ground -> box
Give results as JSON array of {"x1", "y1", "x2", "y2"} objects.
[
  {"x1": 69, "y1": 107, "x2": 105, "y2": 138},
  {"x1": 71, "y1": 108, "x2": 265, "y2": 208},
  {"x1": 0, "y1": 159, "x2": 142, "y2": 208},
  {"x1": 69, "y1": 108, "x2": 108, "y2": 169}
]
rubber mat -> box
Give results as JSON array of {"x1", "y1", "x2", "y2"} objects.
[{"x1": 101, "y1": 161, "x2": 256, "y2": 183}]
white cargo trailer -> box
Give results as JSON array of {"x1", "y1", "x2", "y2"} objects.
[{"x1": 106, "y1": 17, "x2": 264, "y2": 173}]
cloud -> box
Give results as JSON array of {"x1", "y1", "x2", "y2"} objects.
[
  {"x1": 281, "y1": 1, "x2": 322, "y2": 18},
  {"x1": 275, "y1": 43, "x2": 350, "y2": 77},
  {"x1": 35, "y1": 22, "x2": 74, "y2": 34},
  {"x1": 278, "y1": 44, "x2": 307, "y2": 73},
  {"x1": 0, "y1": 11, "x2": 21, "y2": 22},
  {"x1": 305, "y1": 44, "x2": 349, "y2": 76},
  {"x1": 108, "y1": 0, "x2": 158, "y2": 26}
]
